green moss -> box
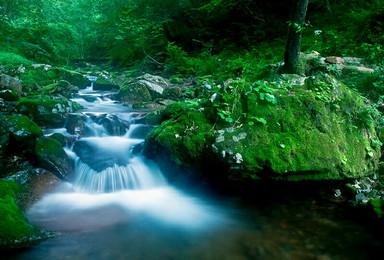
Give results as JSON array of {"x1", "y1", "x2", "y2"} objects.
[
  {"x1": 0, "y1": 180, "x2": 35, "y2": 243},
  {"x1": 118, "y1": 83, "x2": 152, "y2": 104},
  {"x1": 0, "y1": 52, "x2": 32, "y2": 70},
  {"x1": 214, "y1": 75, "x2": 379, "y2": 181},
  {"x1": 370, "y1": 199, "x2": 384, "y2": 218},
  {"x1": 1, "y1": 114, "x2": 43, "y2": 151},
  {"x1": 0, "y1": 89, "x2": 19, "y2": 101},
  {"x1": 16, "y1": 95, "x2": 83, "y2": 126},
  {"x1": 144, "y1": 101, "x2": 214, "y2": 167},
  {"x1": 145, "y1": 75, "x2": 380, "y2": 182},
  {"x1": 35, "y1": 136, "x2": 73, "y2": 180}
]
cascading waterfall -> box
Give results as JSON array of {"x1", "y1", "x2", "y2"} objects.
[
  {"x1": 69, "y1": 117, "x2": 166, "y2": 193},
  {"x1": 27, "y1": 80, "x2": 224, "y2": 233}
]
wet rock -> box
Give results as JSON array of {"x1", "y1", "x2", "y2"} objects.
[
  {"x1": 137, "y1": 73, "x2": 169, "y2": 98},
  {"x1": 39, "y1": 80, "x2": 79, "y2": 98},
  {"x1": 49, "y1": 133, "x2": 67, "y2": 147},
  {"x1": 34, "y1": 136, "x2": 74, "y2": 180},
  {"x1": 91, "y1": 114, "x2": 128, "y2": 136},
  {"x1": 0, "y1": 74, "x2": 22, "y2": 96},
  {"x1": 118, "y1": 82, "x2": 152, "y2": 104},
  {"x1": 65, "y1": 113, "x2": 87, "y2": 136},
  {"x1": 0, "y1": 114, "x2": 42, "y2": 153},
  {"x1": 16, "y1": 95, "x2": 83, "y2": 127},
  {"x1": 163, "y1": 85, "x2": 183, "y2": 100},
  {"x1": 5, "y1": 169, "x2": 61, "y2": 211},
  {"x1": 73, "y1": 139, "x2": 130, "y2": 172}
]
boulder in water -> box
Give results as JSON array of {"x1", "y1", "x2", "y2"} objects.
[
  {"x1": 65, "y1": 113, "x2": 87, "y2": 136},
  {"x1": 0, "y1": 114, "x2": 42, "y2": 151},
  {"x1": 118, "y1": 82, "x2": 152, "y2": 104},
  {"x1": 144, "y1": 74, "x2": 381, "y2": 182},
  {"x1": 73, "y1": 138, "x2": 132, "y2": 172},
  {"x1": 39, "y1": 80, "x2": 79, "y2": 99},
  {"x1": 34, "y1": 136, "x2": 74, "y2": 180},
  {"x1": 94, "y1": 114, "x2": 128, "y2": 136}
]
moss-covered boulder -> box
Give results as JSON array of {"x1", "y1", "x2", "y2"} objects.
[
  {"x1": 0, "y1": 114, "x2": 42, "y2": 151},
  {"x1": 16, "y1": 95, "x2": 83, "y2": 127},
  {"x1": 39, "y1": 80, "x2": 79, "y2": 98},
  {"x1": 118, "y1": 83, "x2": 152, "y2": 104},
  {"x1": 34, "y1": 136, "x2": 74, "y2": 181},
  {"x1": 0, "y1": 180, "x2": 36, "y2": 249},
  {"x1": 19, "y1": 66, "x2": 89, "y2": 91},
  {"x1": 0, "y1": 114, "x2": 42, "y2": 178},
  {"x1": 0, "y1": 74, "x2": 22, "y2": 96},
  {"x1": 0, "y1": 89, "x2": 19, "y2": 101},
  {"x1": 144, "y1": 74, "x2": 381, "y2": 182},
  {"x1": 144, "y1": 102, "x2": 215, "y2": 178}
]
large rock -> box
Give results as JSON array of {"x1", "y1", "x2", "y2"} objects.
[
  {"x1": 117, "y1": 74, "x2": 170, "y2": 104},
  {"x1": 0, "y1": 114, "x2": 42, "y2": 151},
  {"x1": 0, "y1": 114, "x2": 43, "y2": 178},
  {"x1": 34, "y1": 136, "x2": 74, "y2": 180},
  {"x1": 0, "y1": 74, "x2": 22, "y2": 96},
  {"x1": 64, "y1": 113, "x2": 87, "y2": 136},
  {"x1": 144, "y1": 74, "x2": 380, "y2": 182},
  {"x1": 136, "y1": 73, "x2": 169, "y2": 98},
  {"x1": 19, "y1": 66, "x2": 89, "y2": 91},
  {"x1": 73, "y1": 139, "x2": 131, "y2": 172},
  {"x1": 118, "y1": 83, "x2": 152, "y2": 104},
  {"x1": 91, "y1": 114, "x2": 128, "y2": 136},
  {"x1": 16, "y1": 95, "x2": 83, "y2": 127},
  {"x1": 39, "y1": 80, "x2": 79, "y2": 98}
]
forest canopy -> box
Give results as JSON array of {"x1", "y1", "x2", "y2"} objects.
[{"x1": 1, "y1": 0, "x2": 384, "y2": 77}]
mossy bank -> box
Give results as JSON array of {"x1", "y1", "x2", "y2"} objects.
[{"x1": 144, "y1": 74, "x2": 381, "y2": 182}]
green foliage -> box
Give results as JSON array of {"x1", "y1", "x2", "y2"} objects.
[
  {"x1": 0, "y1": 51, "x2": 32, "y2": 69},
  {"x1": 0, "y1": 180, "x2": 35, "y2": 242}
]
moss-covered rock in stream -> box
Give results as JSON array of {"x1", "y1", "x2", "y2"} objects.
[
  {"x1": 0, "y1": 114, "x2": 43, "y2": 178},
  {"x1": 19, "y1": 66, "x2": 89, "y2": 91},
  {"x1": 0, "y1": 114, "x2": 42, "y2": 152},
  {"x1": 143, "y1": 102, "x2": 216, "y2": 181},
  {"x1": 39, "y1": 80, "x2": 79, "y2": 98},
  {"x1": 34, "y1": 136, "x2": 74, "y2": 181},
  {"x1": 16, "y1": 95, "x2": 83, "y2": 127},
  {"x1": 0, "y1": 179, "x2": 36, "y2": 249},
  {"x1": 118, "y1": 83, "x2": 152, "y2": 104},
  {"x1": 144, "y1": 74, "x2": 381, "y2": 182}
]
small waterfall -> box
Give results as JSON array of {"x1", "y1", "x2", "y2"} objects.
[
  {"x1": 64, "y1": 86, "x2": 166, "y2": 193},
  {"x1": 69, "y1": 121, "x2": 166, "y2": 193},
  {"x1": 85, "y1": 75, "x2": 98, "y2": 90}
]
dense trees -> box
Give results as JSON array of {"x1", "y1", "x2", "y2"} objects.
[{"x1": 0, "y1": 0, "x2": 384, "y2": 75}]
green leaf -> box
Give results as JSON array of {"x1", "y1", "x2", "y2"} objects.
[
  {"x1": 255, "y1": 117, "x2": 267, "y2": 125},
  {"x1": 225, "y1": 117, "x2": 233, "y2": 123}
]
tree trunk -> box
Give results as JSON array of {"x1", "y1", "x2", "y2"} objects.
[{"x1": 283, "y1": 0, "x2": 309, "y2": 74}]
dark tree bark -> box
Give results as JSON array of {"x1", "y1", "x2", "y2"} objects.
[{"x1": 283, "y1": 0, "x2": 309, "y2": 74}]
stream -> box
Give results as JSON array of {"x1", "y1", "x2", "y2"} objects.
[{"x1": 7, "y1": 84, "x2": 384, "y2": 259}]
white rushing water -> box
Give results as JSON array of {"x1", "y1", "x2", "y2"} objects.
[{"x1": 28, "y1": 85, "x2": 226, "y2": 232}]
